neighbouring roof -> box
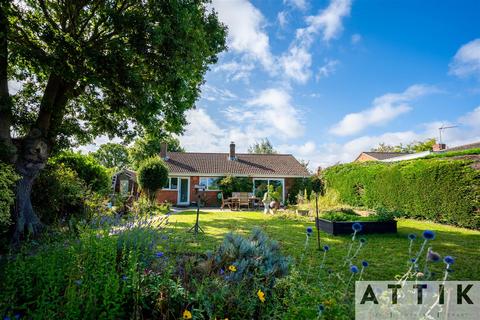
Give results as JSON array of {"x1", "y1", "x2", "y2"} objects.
[
  {"x1": 443, "y1": 141, "x2": 480, "y2": 152},
  {"x1": 358, "y1": 152, "x2": 410, "y2": 161},
  {"x1": 163, "y1": 152, "x2": 310, "y2": 177}
]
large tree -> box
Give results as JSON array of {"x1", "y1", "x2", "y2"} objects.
[
  {"x1": 0, "y1": 0, "x2": 226, "y2": 242},
  {"x1": 371, "y1": 138, "x2": 437, "y2": 153},
  {"x1": 129, "y1": 134, "x2": 184, "y2": 169},
  {"x1": 91, "y1": 142, "x2": 130, "y2": 169},
  {"x1": 248, "y1": 138, "x2": 277, "y2": 154}
]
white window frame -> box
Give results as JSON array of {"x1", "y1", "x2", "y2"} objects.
[
  {"x1": 162, "y1": 177, "x2": 179, "y2": 190},
  {"x1": 199, "y1": 177, "x2": 221, "y2": 191},
  {"x1": 252, "y1": 178, "x2": 285, "y2": 203}
]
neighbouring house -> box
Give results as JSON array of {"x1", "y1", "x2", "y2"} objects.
[
  {"x1": 354, "y1": 152, "x2": 410, "y2": 162},
  {"x1": 156, "y1": 142, "x2": 310, "y2": 206},
  {"x1": 354, "y1": 141, "x2": 480, "y2": 163}
]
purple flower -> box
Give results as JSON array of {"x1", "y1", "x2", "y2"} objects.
[
  {"x1": 155, "y1": 252, "x2": 164, "y2": 258},
  {"x1": 323, "y1": 245, "x2": 330, "y2": 251},
  {"x1": 352, "y1": 223, "x2": 362, "y2": 232},
  {"x1": 219, "y1": 268, "x2": 225, "y2": 275},
  {"x1": 408, "y1": 233, "x2": 416, "y2": 240},
  {"x1": 306, "y1": 227, "x2": 313, "y2": 235},
  {"x1": 427, "y1": 250, "x2": 441, "y2": 262},
  {"x1": 14, "y1": 315, "x2": 20, "y2": 320},
  {"x1": 361, "y1": 260, "x2": 369, "y2": 267},
  {"x1": 410, "y1": 258, "x2": 417, "y2": 263},
  {"x1": 350, "y1": 265, "x2": 359, "y2": 273},
  {"x1": 423, "y1": 230, "x2": 435, "y2": 240},
  {"x1": 121, "y1": 275, "x2": 128, "y2": 281},
  {"x1": 444, "y1": 256, "x2": 455, "y2": 265}
]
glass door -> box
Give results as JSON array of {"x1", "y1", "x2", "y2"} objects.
[{"x1": 177, "y1": 177, "x2": 190, "y2": 205}]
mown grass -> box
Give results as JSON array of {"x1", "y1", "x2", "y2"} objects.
[{"x1": 165, "y1": 210, "x2": 480, "y2": 282}]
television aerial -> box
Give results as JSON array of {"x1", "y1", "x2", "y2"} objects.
[{"x1": 438, "y1": 124, "x2": 458, "y2": 144}]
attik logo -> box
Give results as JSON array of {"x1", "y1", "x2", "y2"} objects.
[{"x1": 355, "y1": 281, "x2": 480, "y2": 319}]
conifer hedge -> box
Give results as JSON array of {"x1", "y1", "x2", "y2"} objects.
[{"x1": 323, "y1": 159, "x2": 480, "y2": 228}]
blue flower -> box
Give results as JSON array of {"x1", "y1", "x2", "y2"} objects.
[
  {"x1": 423, "y1": 230, "x2": 435, "y2": 240},
  {"x1": 408, "y1": 233, "x2": 416, "y2": 240},
  {"x1": 350, "y1": 265, "x2": 359, "y2": 273},
  {"x1": 318, "y1": 304, "x2": 325, "y2": 312},
  {"x1": 323, "y1": 245, "x2": 330, "y2": 251},
  {"x1": 444, "y1": 256, "x2": 455, "y2": 265},
  {"x1": 306, "y1": 227, "x2": 313, "y2": 234},
  {"x1": 121, "y1": 275, "x2": 128, "y2": 281},
  {"x1": 359, "y1": 238, "x2": 366, "y2": 244},
  {"x1": 4, "y1": 317, "x2": 11, "y2": 320},
  {"x1": 352, "y1": 223, "x2": 362, "y2": 232},
  {"x1": 219, "y1": 268, "x2": 225, "y2": 275},
  {"x1": 155, "y1": 252, "x2": 164, "y2": 258},
  {"x1": 410, "y1": 258, "x2": 417, "y2": 263},
  {"x1": 14, "y1": 314, "x2": 20, "y2": 320},
  {"x1": 362, "y1": 260, "x2": 369, "y2": 267},
  {"x1": 74, "y1": 279, "x2": 82, "y2": 286}
]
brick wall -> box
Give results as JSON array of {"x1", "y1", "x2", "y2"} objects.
[
  {"x1": 156, "y1": 189, "x2": 177, "y2": 205},
  {"x1": 355, "y1": 153, "x2": 375, "y2": 162}
]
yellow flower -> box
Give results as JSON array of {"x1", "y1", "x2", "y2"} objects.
[
  {"x1": 182, "y1": 310, "x2": 192, "y2": 319},
  {"x1": 228, "y1": 265, "x2": 237, "y2": 272},
  {"x1": 257, "y1": 289, "x2": 266, "y2": 303}
]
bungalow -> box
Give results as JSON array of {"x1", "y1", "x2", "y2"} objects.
[{"x1": 156, "y1": 142, "x2": 310, "y2": 206}]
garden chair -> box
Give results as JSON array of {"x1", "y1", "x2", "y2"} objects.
[{"x1": 219, "y1": 192, "x2": 233, "y2": 210}]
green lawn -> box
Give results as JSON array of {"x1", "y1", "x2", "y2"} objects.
[{"x1": 165, "y1": 210, "x2": 480, "y2": 281}]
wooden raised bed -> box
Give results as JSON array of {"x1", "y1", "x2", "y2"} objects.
[{"x1": 316, "y1": 218, "x2": 397, "y2": 235}]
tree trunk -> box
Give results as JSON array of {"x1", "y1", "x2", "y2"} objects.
[{"x1": 12, "y1": 130, "x2": 49, "y2": 244}]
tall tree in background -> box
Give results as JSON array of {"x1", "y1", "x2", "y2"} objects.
[
  {"x1": 371, "y1": 138, "x2": 436, "y2": 153},
  {"x1": 0, "y1": 0, "x2": 226, "y2": 242},
  {"x1": 248, "y1": 138, "x2": 277, "y2": 154},
  {"x1": 129, "y1": 134, "x2": 184, "y2": 169},
  {"x1": 91, "y1": 143, "x2": 129, "y2": 170}
]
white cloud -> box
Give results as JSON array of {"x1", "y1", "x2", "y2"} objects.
[
  {"x1": 284, "y1": 0, "x2": 308, "y2": 10},
  {"x1": 280, "y1": 0, "x2": 351, "y2": 83},
  {"x1": 330, "y1": 84, "x2": 439, "y2": 136},
  {"x1": 316, "y1": 59, "x2": 339, "y2": 80},
  {"x1": 351, "y1": 33, "x2": 362, "y2": 44},
  {"x1": 247, "y1": 88, "x2": 304, "y2": 138},
  {"x1": 201, "y1": 84, "x2": 237, "y2": 101},
  {"x1": 279, "y1": 46, "x2": 312, "y2": 83},
  {"x1": 213, "y1": 60, "x2": 255, "y2": 83},
  {"x1": 449, "y1": 39, "x2": 480, "y2": 79},
  {"x1": 277, "y1": 11, "x2": 288, "y2": 28},
  {"x1": 297, "y1": 0, "x2": 352, "y2": 45},
  {"x1": 212, "y1": 0, "x2": 274, "y2": 71}
]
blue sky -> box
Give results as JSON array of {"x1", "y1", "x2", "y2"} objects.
[{"x1": 177, "y1": 0, "x2": 480, "y2": 169}]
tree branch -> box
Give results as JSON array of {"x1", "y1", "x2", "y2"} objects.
[{"x1": 0, "y1": 1, "x2": 13, "y2": 146}]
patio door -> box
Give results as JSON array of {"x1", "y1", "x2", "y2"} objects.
[{"x1": 177, "y1": 177, "x2": 190, "y2": 205}]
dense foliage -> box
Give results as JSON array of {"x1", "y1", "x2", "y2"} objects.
[
  {"x1": 371, "y1": 138, "x2": 436, "y2": 153},
  {"x1": 248, "y1": 138, "x2": 277, "y2": 154},
  {"x1": 137, "y1": 156, "x2": 169, "y2": 200},
  {"x1": 91, "y1": 143, "x2": 130, "y2": 169},
  {"x1": 0, "y1": 163, "x2": 19, "y2": 233},
  {"x1": 323, "y1": 159, "x2": 480, "y2": 228},
  {"x1": 423, "y1": 148, "x2": 480, "y2": 159},
  {"x1": 286, "y1": 177, "x2": 312, "y2": 205},
  {"x1": 217, "y1": 176, "x2": 253, "y2": 197},
  {"x1": 50, "y1": 151, "x2": 110, "y2": 193},
  {"x1": 129, "y1": 134, "x2": 184, "y2": 169}
]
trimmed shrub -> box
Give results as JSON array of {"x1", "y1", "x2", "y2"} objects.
[
  {"x1": 137, "y1": 156, "x2": 169, "y2": 200},
  {"x1": 51, "y1": 151, "x2": 110, "y2": 193},
  {"x1": 0, "y1": 163, "x2": 19, "y2": 233},
  {"x1": 323, "y1": 158, "x2": 480, "y2": 228}
]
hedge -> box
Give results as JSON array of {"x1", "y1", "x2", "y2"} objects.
[
  {"x1": 323, "y1": 158, "x2": 480, "y2": 229},
  {"x1": 0, "y1": 163, "x2": 19, "y2": 232}
]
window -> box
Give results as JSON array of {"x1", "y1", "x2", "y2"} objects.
[
  {"x1": 163, "y1": 177, "x2": 178, "y2": 190},
  {"x1": 199, "y1": 177, "x2": 220, "y2": 190},
  {"x1": 253, "y1": 178, "x2": 284, "y2": 202}
]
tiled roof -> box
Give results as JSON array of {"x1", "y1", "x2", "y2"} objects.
[
  {"x1": 163, "y1": 152, "x2": 310, "y2": 177},
  {"x1": 362, "y1": 152, "x2": 411, "y2": 160},
  {"x1": 444, "y1": 141, "x2": 480, "y2": 152}
]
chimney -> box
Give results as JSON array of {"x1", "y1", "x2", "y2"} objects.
[
  {"x1": 160, "y1": 142, "x2": 168, "y2": 159},
  {"x1": 229, "y1": 141, "x2": 236, "y2": 160},
  {"x1": 432, "y1": 143, "x2": 446, "y2": 152}
]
